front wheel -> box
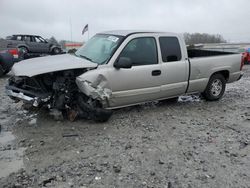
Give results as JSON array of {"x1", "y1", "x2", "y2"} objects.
[
  {"x1": 77, "y1": 94, "x2": 112, "y2": 122},
  {"x1": 202, "y1": 74, "x2": 226, "y2": 101}
]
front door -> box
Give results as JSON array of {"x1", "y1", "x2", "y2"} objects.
[
  {"x1": 107, "y1": 37, "x2": 163, "y2": 108},
  {"x1": 29, "y1": 36, "x2": 49, "y2": 53}
]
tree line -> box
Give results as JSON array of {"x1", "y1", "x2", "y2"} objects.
[{"x1": 184, "y1": 33, "x2": 226, "y2": 45}]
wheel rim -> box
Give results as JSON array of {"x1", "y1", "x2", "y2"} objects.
[
  {"x1": 19, "y1": 47, "x2": 27, "y2": 54},
  {"x1": 211, "y1": 79, "x2": 223, "y2": 97},
  {"x1": 54, "y1": 48, "x2": 59, "y2": 54}
]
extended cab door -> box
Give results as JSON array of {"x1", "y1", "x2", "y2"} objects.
[
  {"x1": 107, "y1": 37, "x2": 163, "y2": 108},
  {"x1": 158, "y1": 36, "x2": 189, "y2": 98}
]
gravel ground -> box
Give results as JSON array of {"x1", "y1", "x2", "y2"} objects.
[{"x1": 0, "y1": 66, "x2": 250, "y2": 188}]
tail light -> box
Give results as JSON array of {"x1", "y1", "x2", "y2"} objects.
[{"x1": 8, "y1": 49, "x2": 19, "y2": 59}]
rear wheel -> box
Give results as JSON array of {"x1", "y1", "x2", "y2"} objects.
[
  {"x1": 202, "y1": 74, "x2": 226, "y2": 101},
  {"x1": 52, "y1": 48, "x2": 61, "y2": 55},
  {"x1": 18, "y1": 47, "x2": 28, "y2": 59}
]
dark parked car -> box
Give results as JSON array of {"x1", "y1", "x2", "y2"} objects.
[
  {"x1": 5, "y1": 35, "x2": 62, "y2": 56},
  {"x1": 0, "y1": 50, "x2": 14, "y2": 77}
]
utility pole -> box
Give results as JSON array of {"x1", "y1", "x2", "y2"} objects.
[{"x1": 70, "y1": 17, "x2": 73, "y2": 42}]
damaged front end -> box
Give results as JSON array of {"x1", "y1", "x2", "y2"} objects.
[
  {"x1": 6, "y1": 76, "x2": 52, "y2": 107},
  {"x1": 76, "y1": 74, "x2": 112, "y2": 107},
  {"x1": 6, "y1": 69, "x2": 112, "y2": 122}
]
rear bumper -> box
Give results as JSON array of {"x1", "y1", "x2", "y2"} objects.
[
  {"x1": 238, "y1": 72, "x2": 244, "y2": 81},
  {"x1": 228, "y1": 71, "x2": 244, "y2": 83}
]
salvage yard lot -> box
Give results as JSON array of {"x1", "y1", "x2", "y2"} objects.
[{"x1": 0, "y1": 66, "x2": 250, "y2": 187}]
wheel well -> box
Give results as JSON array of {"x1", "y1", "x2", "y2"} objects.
[{"x1": 211, "y1": 70, "x2": 229, "y2": 81}]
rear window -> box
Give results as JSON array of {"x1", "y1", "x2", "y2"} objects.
[
  {"x1": 159, "y1": 37, "x2": 182, "y2": 62},
  {"x1": 6, "y1": 36, "x2": 14, "y2": 40}
]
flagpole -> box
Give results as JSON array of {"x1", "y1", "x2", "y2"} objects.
[{"x1": 70, "y1": 17, "x2": 72, "y2": 42}]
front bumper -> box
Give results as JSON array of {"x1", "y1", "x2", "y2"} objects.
[
  {"x1": 5, "y1": 85, "x2": 51, "y2": 107},
  {"x1": 6, "y1": 89, "x2": 35, "y2": 102}
]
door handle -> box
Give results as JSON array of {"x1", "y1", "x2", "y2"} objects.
[{"x1": 152, "y1": 70, "x2": 161, "y2": 76}]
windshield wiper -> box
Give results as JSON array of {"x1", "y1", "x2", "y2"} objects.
[{"x1": 78, "y1": 55, "x2": 94, "y2": 63}]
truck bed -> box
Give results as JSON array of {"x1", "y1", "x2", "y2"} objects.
[
  {"x1": 188, "y1": 49, "x2": 236, "y2": 58},
  {"x1": 187, "y1": 53, "x2": 242, "y2": 94}
]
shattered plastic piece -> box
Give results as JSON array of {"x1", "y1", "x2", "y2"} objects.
[
  {"x1": 49, "y1": 109, "x2": 64, "y2": 121},
  {"x1": 178, "y1": 95, "x2": 200, "y2": 102},
  {"x1": 62, "y1": 133, "x2": 79, "y2": 138},
  {"x1": 41, "y1": 96, "x2": 51, "y2": 103},
  {"x1": 33, "y1": 98, "x2": 39, "y2": 107},
  {"x1": 28, "y1": 118, "x2": 37, "y2": 125},
  {"x1": 95, "y1": 176, "x2": 101, "y2": 180}
]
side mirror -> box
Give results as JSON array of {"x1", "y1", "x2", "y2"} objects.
[{"x1": 114, "y1": 57, "x2": 132, "y2": 69}]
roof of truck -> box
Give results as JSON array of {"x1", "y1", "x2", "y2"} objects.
[{"x1": 98, "y1": 30, "x2": 176, "y2": 37}]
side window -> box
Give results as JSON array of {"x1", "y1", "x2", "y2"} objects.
[
  {"x1": 7, "y1": 36, "x2": 16, "y2": 40},
  {"x1": 24, "y1": 36, "x2": 31, "y2": 42},
  {"x1": 16, "y1": 36, "x2": 22, "y2": 41},
  {"x1": 119, "y1": 37, "x2": 158, "y2": 66},
  {"x1": 31, "y1": 36, "x2": 36, "y2": 42},
  {"x1": 35, "y1": 37, "x2": 44, "y2": 43},
  {"x1": 38, "y1": 37, "x2": 46, "y2": 43},
  {"x1": 159, "y1": 37, "x2": 182, "y2": 62}
]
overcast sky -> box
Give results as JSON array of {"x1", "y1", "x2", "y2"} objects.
[{"x1": 0, "y1": 0, "x2": 249, "y2": 42}]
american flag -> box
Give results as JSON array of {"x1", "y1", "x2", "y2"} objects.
[{"x1": 82, "y1": 24, "x2": 88, "y2": 35}]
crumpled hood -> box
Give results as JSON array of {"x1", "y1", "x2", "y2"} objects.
[{"x1": 12, "y1": 54, "x2": 98, "y2": 77}]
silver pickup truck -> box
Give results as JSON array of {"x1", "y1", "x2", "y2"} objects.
[{"x1": 6, "y1": 30, "x2": 244, "y2": 121}]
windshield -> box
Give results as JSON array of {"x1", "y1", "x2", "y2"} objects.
[{"x1": 75, "y1": 34, "x2": 124, "y2": 65}]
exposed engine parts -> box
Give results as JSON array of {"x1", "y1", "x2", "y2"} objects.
[{"x1": 6, "y1": 69, "x2": 112, "y2": 122}]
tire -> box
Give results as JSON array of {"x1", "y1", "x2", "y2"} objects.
[
  {"x1": 52, "y1": 48, "x2": 61, "y2": 55},
  {"x1": 0, "y1": 65, "x2": 4, "y2": 77},
  {"x1": 4, "y1": 69, "x2": 10, "y2": 75},
  {"x1": 18, "y1": 47, "x2": 28, "y2": 59},
  {"x1": 77, "y1": 94, "x2": 112, "y2": 122},
  {"x1": 202, "y1": 74, "x2": 226, "y2": 101}
]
